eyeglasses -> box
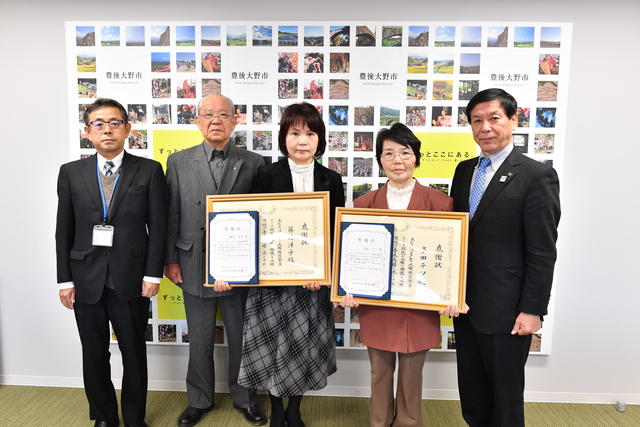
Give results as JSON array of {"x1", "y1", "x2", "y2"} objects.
[
  {"x1": 381, "y1": 149, "x2": 414, "y2": 161},
  {"x1": 89, "y1": 120, "x2": 126, "y2": 131},
  {"x1": 199, "y1": 111, "x2": 233, "y2": 121}
]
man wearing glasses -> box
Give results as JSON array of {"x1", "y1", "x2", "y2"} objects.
[
  {"x1": 164, "y1": 94, "x2": 267, "y2": 427},
  {"x1": 56, "y1": 98, "x2": 168, "y2": 427}
]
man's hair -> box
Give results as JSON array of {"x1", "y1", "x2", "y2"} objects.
[
  {"x1": 278, "y1": 102, "x2": 327, "y2": 157},
  {"x1": 375, "y1": 122, "x2": 421, "y2": 168},
  {"x1": 196, "y1": 94, "x2": 235, "y2": 116},
  {"x1": 83, "y1": 98, "x2": 128, "y2": 125},
  {"x1": 465, "y1": 88, "x2": 517, "y2": 121}
]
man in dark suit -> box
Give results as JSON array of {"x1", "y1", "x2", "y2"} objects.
[
  {"x1": 56, "y1": 98, "x2": 168, "y2": 427},
  {"x1": 164, "y1": 94, "x2": 267, "y2": 427},
  {"x1": 450, "y1": 88, "x2": 560, "y2": 427}
]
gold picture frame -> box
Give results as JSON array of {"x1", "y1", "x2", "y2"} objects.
[
  {"x1": 331, "y1": 207, "x2": 468, "y2": 311},
  {"x1": 205, "y1": 191, "x2": 330, "y2": 286}
]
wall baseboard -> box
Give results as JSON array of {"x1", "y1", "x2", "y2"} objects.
[{"x1": 2, "y1": 375, "x2": 637, "y2": 405}]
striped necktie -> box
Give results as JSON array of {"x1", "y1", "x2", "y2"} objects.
[
  {"x1": 104, "y1": 160, "x2": 115, "y2": 177},
  {"x1": 104, "y1": 160, "x2": 116, "y2": 176}
]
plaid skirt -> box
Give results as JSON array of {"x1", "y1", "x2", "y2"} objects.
[{"x1": 238, "y1": 286, "x2": 337, "y2": 397}]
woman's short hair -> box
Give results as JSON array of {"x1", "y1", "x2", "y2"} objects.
[
  {"x1": 375, "y1": 122, "x2": 421, "y2": 168},
  {"x1": 278, "y1": 103, "x2": 327, "y2": 157}
]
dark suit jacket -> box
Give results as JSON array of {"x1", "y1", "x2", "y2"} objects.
[
  {"x1": 450, "y1": 148, "x2": 560, "y2": 334},
  {"x1": 249, "y1": 158, "x2": 345, "y2": 233},
  {"x1": 56, "y1": 152, "x2": 168, "y2": 304},
  {"x1": 165, "y1": 142, "x2": 265, "y2": 297}
]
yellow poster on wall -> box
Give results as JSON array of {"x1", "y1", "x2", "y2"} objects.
[
  {"x1": 157, "y1": 279, "x2": 186, "y2": 320},
  {"x1": 414, "y1": 133, "x2": 477, "y2": 179},
  {"x1": 153, "y1": 130, "x2": 203, "y2": 170}
]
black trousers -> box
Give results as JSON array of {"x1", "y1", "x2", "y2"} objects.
[
  {"x1": 453, "y1": 314, "x2": 532, "y2": 427},
  {"x1": 74, "y1": 287, "x2": 149, "y2": 426}
]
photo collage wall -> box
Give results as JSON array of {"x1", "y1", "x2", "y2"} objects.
[{"x1": 67, "y1": 21, "x2": 572, "y2": 354}]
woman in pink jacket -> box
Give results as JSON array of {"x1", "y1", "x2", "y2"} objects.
[{"x1": 340, "y1": 123, "x2": 464, "y2": 427}]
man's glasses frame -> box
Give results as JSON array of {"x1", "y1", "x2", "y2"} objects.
[
  {"x1": 199, "y1": 111, "x2": 233, "y2": 121},
  {"x1": 89, "y1": 120, "x2": 126, "y2": 131}
]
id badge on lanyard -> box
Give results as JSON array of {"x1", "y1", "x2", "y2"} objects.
[
  {"x1": 93, "y1": 224, "x2": 114, "y2": 247},
  {"x1": 93, "y1": 161, "x2": 119, "y2": 247}
]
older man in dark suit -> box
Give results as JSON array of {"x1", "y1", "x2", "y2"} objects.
[
  {"x1": 56, "y1": 98, "x2": 168, "y2": 427},
  {"x1": 450, "y1": 88, "x2": 561, "y2": 427},
  {"x1": 164, "y1": 94, "x2": 267, "y2": 427}
]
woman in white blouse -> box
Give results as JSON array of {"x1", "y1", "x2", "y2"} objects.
[
  {"x1": 341, "y1": 123, "x2": 463, "y2": 427},
  {"x1": 215, "y1": 103, "x2": 344, "y2": 427}
]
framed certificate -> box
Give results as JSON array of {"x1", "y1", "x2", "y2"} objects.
[
  {"x1": 207, "y1": 211, "x2": 259, "y2": 285},
  {"x1": 331, "y1": 207, "x2": 468, "y2": 311},
  {"x1": 337, "y1": 222, "x2": 394, "y2": 300},
  {"x1": 205, "y1": 192, "x2": 330, "y2": 286}
]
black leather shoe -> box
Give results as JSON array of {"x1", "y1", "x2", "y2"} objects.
[
  {"x1": 286, "y1": 419, "x2": 306, "y2": 427},
  {"x1": 95, "y1": 421, "x2": 119, "y2": 427},
  {"x1": 177, "y1": 404, "x2": 214, "y2": 427},
  {"x1": 233, "y1": 403, "x2": 268, "y2": 425},
  {"x1": 125, "y1": 423, "x2": 148, "y2": 427},
  {"x1": 269, "y1": 417, "x2": 286, "y2": 427}
]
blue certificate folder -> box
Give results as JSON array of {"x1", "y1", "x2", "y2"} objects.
[
  {"x1": 337, "y1": 222, "x2": 394, "y2": 300},
  {"x1": 208, "y1": 211, "x2": 259, "y2": 285}
]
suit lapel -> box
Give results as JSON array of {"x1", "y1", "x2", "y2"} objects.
[
  {"x1": 189, "y1": 142, "x2": 216, "y2": 195},
  {"x1": 265, "y1": 158, "x2": 293, "y2": 192},
  {"x1": 375, "y1": 184, "x2": 390, "y2": 209},
  {"x1": 313, "y1": 160, "x2": 330, "y2": 192},
  {"x1": 456, "y1": 161, "x2": 475, "y2": 212},
  {"x1": 217, "y1": 144, "x2": 245, "y2": 195},
  {"x1": 79, "y1": 155, "x2": 103, "y2": 215},
  {"x1": 108, "y1": 152, "x2": 140, "y2": 220},
  {"x1": 407, "y1": 181, "x2": 427, "y2": 210},
  {"x1": 471, "y1": 149, "x2": 521, "y2": 226}
]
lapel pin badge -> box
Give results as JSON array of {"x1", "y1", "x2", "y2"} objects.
[{"x1": 500, "y1": 172, "x2": 513, "y2": 182}]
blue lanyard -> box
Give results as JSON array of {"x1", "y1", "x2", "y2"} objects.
[{"x1": 97, "y1": 161, "x2": 120, "y2": 223}]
